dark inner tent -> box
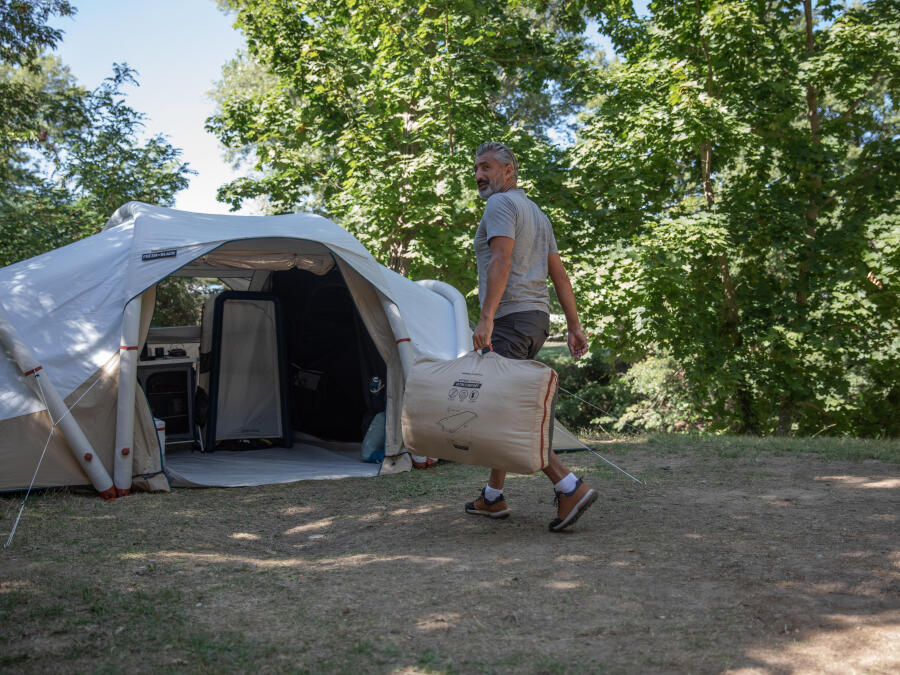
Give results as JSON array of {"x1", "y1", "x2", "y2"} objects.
[{"x1": 270, "y1": 266, "x2": 387, "y2": 443}]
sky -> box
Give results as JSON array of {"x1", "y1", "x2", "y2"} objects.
[
  {"x1": 51, "y1": 1, "x2": 249, "y2": 215},
  {"x1": 49, "y1": 2, "x2": 623, "y2": 217}
]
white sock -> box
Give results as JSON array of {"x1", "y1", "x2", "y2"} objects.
[
  {"x1": 554, "y1": 473, "x2": 578, "y2": 494},
  {"x1": 484, "y1": 484, "x2": 503, "y2": 501}
]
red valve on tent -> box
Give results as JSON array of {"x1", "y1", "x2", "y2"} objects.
[{"x1": 98, "y1": 487, "x2": 117, "y2": 501}]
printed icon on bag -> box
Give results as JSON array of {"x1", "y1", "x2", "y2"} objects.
[
  {"x1": 441, "y1": 411, "x2": 476, "y2": 452},
  {"x1": 470, "y1": 391, "x2": 479, "y2": 401},
  {"x1": 448, "y1": 388, "x2": 458, "y2": 399},
  {"x1": 438, "y1": 410, "x2": 477, "y2": 432},
  {"x1": 438, "y1": 409, "x2": 476, "y2": 452}
]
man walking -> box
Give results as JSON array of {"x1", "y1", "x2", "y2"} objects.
[{"x1": 465, "y1": 141, "x2": 597, "y2": 532}]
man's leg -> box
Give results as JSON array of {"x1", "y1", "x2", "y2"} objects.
[
  {"x1": 467, "y1": 311, "x2": 597, "y2": 530},
  {"x1": 503, "y1": 315, "x2": 598, "y2": 532},
  {"x1": 493, "y1": 314, "x2": 584, "y2": 499},
  {"x1": 544, "y1": 450, "x2": 597, "y2": 532},
  {"x1": 465, "y1": 315, "x2": 523, "y2": 518},
  {"x1": 541, "y1": 451, "x2": 568, "y2": 483},
  {"x1": 488, "y1": 468, "x2": 506, "y2": 490}
]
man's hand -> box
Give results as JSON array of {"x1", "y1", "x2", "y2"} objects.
[
  {"x1": 548, "y1": 253, "x2": 588, "y2": 360},
  {"x1": 472, "y1": 316, "x2": 494, "y2": 352},
  {"x1": 568, "y1": 327, "x2": 588, "y2": 360}
]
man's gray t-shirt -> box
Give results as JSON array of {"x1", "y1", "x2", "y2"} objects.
[{"x1": 474, "y1": 188, "x2": 559, "y2": 319}]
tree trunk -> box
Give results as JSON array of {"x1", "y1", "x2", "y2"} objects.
[
  {"x1": 773, "y1": 0, "x2": 823, "y2": 433},
  {"x1": 387, "y1": 234, "x2": 411, "y2": 276},
  {"x1": 738, "y1": 388, "x2": 760, "y2": 435},
  {"x1": 776, "y1": 395, "x2": 794, "y2": 435},
  {"x1": 797, "y1": 0, "x2": 822, "y2": 308}
]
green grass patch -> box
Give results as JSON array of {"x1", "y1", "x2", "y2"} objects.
[
  {"x1": 640, "y1": 433, "x2": 900, "y2": 462},
  {"x1": 537, "y1": 341, "x2": 569, "y2": 360},
  {"x1": 562, "y1": 432, "x2": 900, "y2": 463}
]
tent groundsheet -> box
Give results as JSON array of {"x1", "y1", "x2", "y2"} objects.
[
  {"x1": 164, "y1": 422, "x2": 580, "y2": 489},
  {"x1": 164, "y1": 444, "x2": 379, "y2": 488}
]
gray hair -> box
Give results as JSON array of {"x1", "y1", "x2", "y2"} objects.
[{"x1": 476, "y1": 141, "x2": 518, "y2": 181}]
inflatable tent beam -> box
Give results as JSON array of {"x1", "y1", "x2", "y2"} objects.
[
  {"x1": 415, "y1": 279, "x2": 471, "y2": 357},
  {"x1": 380, "y1": 298, "x2": 413, "y2": 378},
  {"x1": 0, "y1": 306, "x2": 117, "y2": 499},
  {"x1": 113, "y1": 295, "x2": 142, "y2": 495},
  {"x1": 379, "y1": 296, "x2": 439, "y2": 467}
]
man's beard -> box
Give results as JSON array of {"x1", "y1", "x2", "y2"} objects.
[{"x1": 477, "y1": 179, "x2": 501, "y2": 198}]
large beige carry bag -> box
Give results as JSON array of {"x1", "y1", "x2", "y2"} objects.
[{"x1": 401, "y1": 351, "x2": 558, "y2": 474}]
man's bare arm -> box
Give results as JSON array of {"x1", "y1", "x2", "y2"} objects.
[
  {"x1": 548, "y1": 253, "x2": 588, "y2": 359},
  {"x1": 472, "y1": 235, "x2": 513, "y2": 351}
]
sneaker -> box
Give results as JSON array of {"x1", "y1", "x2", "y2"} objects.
[
  {"x1": 549, "y1": 478, "x2": 597, "y2": 532},
  {"x1": 465, "y1": 488, "x2": 510, "y2": 519}
]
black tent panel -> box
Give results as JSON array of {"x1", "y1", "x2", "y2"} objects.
[{"x1": 270, "y1": 268, "x2": 386, "y2": 442}]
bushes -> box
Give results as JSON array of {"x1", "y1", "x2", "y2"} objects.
[
  {"x1": 540, "y1": 345, "x2": 898, "y2": 438},
  {"x1": 539, "y1": 348, "x2": 706, "y2": 435}
]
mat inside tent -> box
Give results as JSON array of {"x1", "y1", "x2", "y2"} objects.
[
  {"x1": 164, "y1": 421, "x2": 584, "y2": 488},
  {"x1": 164, "y1": 443, "x2": 380, "y2": 488}
]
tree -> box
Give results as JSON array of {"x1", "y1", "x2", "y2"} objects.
[
  {"x1": 1, "y1": 1, "x2": 198, "y2": 324},
  {"x1": 208, "y1": 0, "x2": 589, "y2": 297},
  {"x1": 0, "y1": 0, "x2": 75, "y2": 67},
  {"x1": 1, "y1": 0, "x2": 75, "y2": 188},
  {"x1": 1, "y1": 59, "x2": 194, "y2": 266},
  {"x1": 569, "y1": 0, "x2": 899, "y2": 435}
]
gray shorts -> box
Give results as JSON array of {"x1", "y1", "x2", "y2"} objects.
[{"x1": 491, "y1": 310, "x2": 550, "y2": 360}]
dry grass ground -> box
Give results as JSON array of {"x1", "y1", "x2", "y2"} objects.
[{"x1": 1, "y1": 435, "x2": 898, "y2": 674}]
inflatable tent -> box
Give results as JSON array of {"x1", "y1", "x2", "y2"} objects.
[{"x1": 0, "y1": 202, "x2": 579, "y2": 496}]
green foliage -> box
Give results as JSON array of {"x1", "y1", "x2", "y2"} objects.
[
  {"x1": 207, "y1": 0, "x2": 897, "y2": 437},
  {"x1": 54, "y1": 64, "x2": 193, "y2": 216},
  {"x1": 206, "y1": 49, "x2": 279, "y2": 170},
  {"x1": 0, "y1": 0, "x2": 75, "y2": 67},
  {"x1": 0, "y1": 2, "x2": 194, "y2": 268},
  {"x1": 208, "y1": 0, "x2": 588, "y2": 301},
  {"x1": 151, "y1": 278, "x2": 218, "y2": 328},
  {"x1": 540, "y1": 348, "x2": 618, "y2": 432},
  {"x1": 541, "y1": 348, "x2": 705, "y2": 434},
  {"x1": 1, "y1": 60, "x2": 194, "y2": 266},
  {"x1": 569, "y1": 0, "x2": 900, "y2": 437}
]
